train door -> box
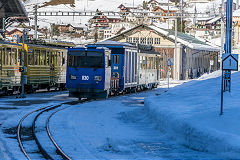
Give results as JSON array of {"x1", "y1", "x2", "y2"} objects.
[
  {"x1": 156, "y1": 56, "x2": 160, "y2": 81},
  {"x1": 111, "y1": 54, "x2": 123, "y2": 89},
  {"x1": 50, "y1": 51, "x2": 55, "y2": 87}
]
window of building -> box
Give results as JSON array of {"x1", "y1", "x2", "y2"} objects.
[{"x1": 155, "y1": 38, "x2": 160, "y2": 44}]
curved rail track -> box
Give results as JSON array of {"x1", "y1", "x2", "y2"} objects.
[{"x1": 17, "y1": 100, "x2": 83, "y2": 160}]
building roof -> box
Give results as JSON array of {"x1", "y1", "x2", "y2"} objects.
[
  {"x1": 0, "y1": 0, "x2": 28, "y2": 29},
  {"x1": 206, "y1": 16, "x2": 221, "y2": 24},
  {"x1": 233, "y1": 9, "x2": 240, "y2": 17},
  {"x1": 0, "y1": 0, "x2": 27, "y2": 18},
  {"x1": 95, "y1": 40, "x2": 135, "y2": 47},
  {"x1": 107, "y1": 24, "x2": 219, "y2": 52}
]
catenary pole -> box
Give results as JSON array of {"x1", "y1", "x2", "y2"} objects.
[{"x1": 34, "y1": 5, "x2": 38, "y2": 40}]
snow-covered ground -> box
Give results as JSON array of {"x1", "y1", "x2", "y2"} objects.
[
  {"x1": 145, "y1": 70, "x2": 240, "y2": 159},
  {"x1": 0, "y1": 72, "x2": 235, "y2": 159},
  {"x1": 0, "y1": 91, "x2": 77, "y2": 159},
  {"x1": 47, "y1": 78, "x2": 222, "y2": 159}
]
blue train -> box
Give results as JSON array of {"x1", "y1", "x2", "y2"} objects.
[{"x1": 66, "y1": 40, "x2": 160, "y2": 99}]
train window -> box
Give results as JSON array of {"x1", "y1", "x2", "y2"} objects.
[
  {"x1": 35, "y1": 50, "x2": 40, "y2": 65},
  {"x1": 6, "y1": 48, "x2": 11, "y2": 65},
  {"x1": 68, "y1": 51, "x2": 104, "y2": 68},
  {"x1": 12, "y1": 48, "x2": 17, "y2": 65},
  {"x1": 62, "y1": 52, "x2": 65, "y2": 66},
  {"x1": 58, "y1": 52, "x2": 60, "y2": 66},
  {"x1": 41, "y1": 50, "x2": 46, "y2": 65},
  {"x1": 55, "y1": 52, "x2": 59, "y2": 66},
  {"x1": 28, "y1": 52, "x2": 33, "y2": 65},
  {"x1": 51, "y1": 52, "x2": 54, "y2": 65},
  {"x1": 18, "y1": 49, "x2": 21, "y2": 65},
  {"x1": 86, "y1": 51, "x2": 104, "y2": 68},
  {"x1": 146, "y1": 57, "x2": 150, "y2": 69},
  {"x1": 142, "y1": 56, "x2": 146, "y2": 69},
  {"x1": 46, "y1": 52, "x2": 50, "y2": 65},
  {"x1": 139, "y1": 56, "x2": 142, "y2": 69},
  {"x1": 2, "y1": 48, "x2": 5, "y2": 65}
]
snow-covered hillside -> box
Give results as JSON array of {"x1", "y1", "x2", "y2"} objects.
[
  {"x1": 24, "y1": 0, "x2": 144, "y2": 28},
  {"x1": 145, "y1": 71, "x2": 240, "y2": 159}
]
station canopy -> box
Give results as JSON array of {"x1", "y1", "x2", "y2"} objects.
[{"x1": 0, "y1": 0, "x2": 28, "y2": 28}]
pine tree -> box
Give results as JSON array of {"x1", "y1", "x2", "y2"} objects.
[
  {"x1": 172, "y1": 18, "x2": 185, "y2": 33},
  {"x1": 143, "y1": 1, "x2": 148, "y2": 9}
]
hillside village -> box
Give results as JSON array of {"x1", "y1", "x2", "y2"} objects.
[
  {"x1": 2, "y1": 0, "x2": 240, "y2": 50},
  {"x1": 0, "y1": 0, "x2": 240, "y2": 48}
]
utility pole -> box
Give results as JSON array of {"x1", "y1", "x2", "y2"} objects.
[
  {"x1": 168, "y1": 0, "x2": 169, "y2": 29},
  {"x1": 181, "y1": 0, "x2": 183, "y2": 32},
  {"x1": 220, "y1": 0, "x2": 225, "y2": 69},
  {"x1": 2, "y1": 18, "x2": 5, "y2": 38},
  {"x1": 174, "y1": 19, "x2": 177, "y2": 80},
  {"x1": 19, "y1": 29, "x2": 28, "y2": 98},
  {"x1": 34, "y1": 5, "x2": 38, "y2": 40}
]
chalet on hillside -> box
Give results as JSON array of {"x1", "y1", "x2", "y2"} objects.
[
  {"x1": 89, "y1": 12, "x2": 122, "y2": 28},
  {"x1": 55, "y1": 24, "x2": 75, "y2": 33},
  {"x1": 118, "y1": 4, "x2": 138, "y2": 13},
  {"x1": 5, "y1": 28, "x2": 44, "y2": 39}
]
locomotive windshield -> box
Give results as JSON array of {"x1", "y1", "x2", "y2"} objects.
[{"x1": 68, "y1": 51, "x2": 104, "y2": 68}]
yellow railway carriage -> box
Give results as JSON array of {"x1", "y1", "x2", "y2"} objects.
[
  {"x1": 0, "y1": 40, "x2": 68, "y2": 95},
  {"x1": 0, "y1": 41, "x2": 22, "y2": 95},
  {"x1": 25, "y1": 44, "x2": 68, "y2": 92}
]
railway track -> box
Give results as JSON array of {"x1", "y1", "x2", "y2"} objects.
[
  {"x1": 15, "y1": 84, "x2": 170, "y2": 160},
  {"x1": 17, "y1": 100, "x2": 83, "y2": 160}
]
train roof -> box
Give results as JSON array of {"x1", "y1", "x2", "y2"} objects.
[
  {"x1": 0, "y1": 40, "x2": 21, "y2": 46},
  {"x1": 68, "y1": 47, "x2": 109, "y2": 52},
  {"x1": 27, "y1": 39, "x2": 76, "y2": 48},
  {"x1": 27, "y1": 43, "x2": 68, "y2": 50},
  {"x1": 87, "y1": 40, "x2": 137, "y2": 49}
]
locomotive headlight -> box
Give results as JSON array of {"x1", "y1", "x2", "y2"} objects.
[
  {"x1": 70, "y1": 75, "x2": 77, "y2": 80},
  {"x1": 94, "y1": 76, "x2": 102, "y2": 81}
]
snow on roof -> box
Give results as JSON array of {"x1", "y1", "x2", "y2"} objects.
[
  {"x1": 160, "y1": 6, "x2": 179, "y2": 11},
  {"x1": 206, "y1": 16, "x2": 221, "y2": 24},
  {"x1": 107, "y1": 24, "x2": 219, "y2": 52},
  {"x1": 148, "y1": 25, "x2": 219, "y2": 51},
  {"x1": 196, "y1": 17, "x2": 214, "y2": 21},
  {"x1": 96, "y1": 40, "x2": 134, "y2": 47},
  {"x1": 233, "y1": 9, "x2": 240, "y2": 17},
  {"x1": 6, "y1": 27, "x2": 44, "y2": 36}
]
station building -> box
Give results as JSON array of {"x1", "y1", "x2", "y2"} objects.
[{"x1": 106, "y1": 24, "x2": 220, "y2": 80}]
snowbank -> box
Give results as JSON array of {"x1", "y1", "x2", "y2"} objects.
[{"x1": 145, "y1": 71, "x2": 240, "y2": 159}]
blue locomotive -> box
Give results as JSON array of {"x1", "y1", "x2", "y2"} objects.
[
  {"x1": 66, "y1": 47, "x2": 111, "y2": 99},
  {"x1": 66, "y1": 40, "x2": 160, "y2": 99},
  {"x1": 87, "y1": 40, "x2": 138, "y2": 95}
]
